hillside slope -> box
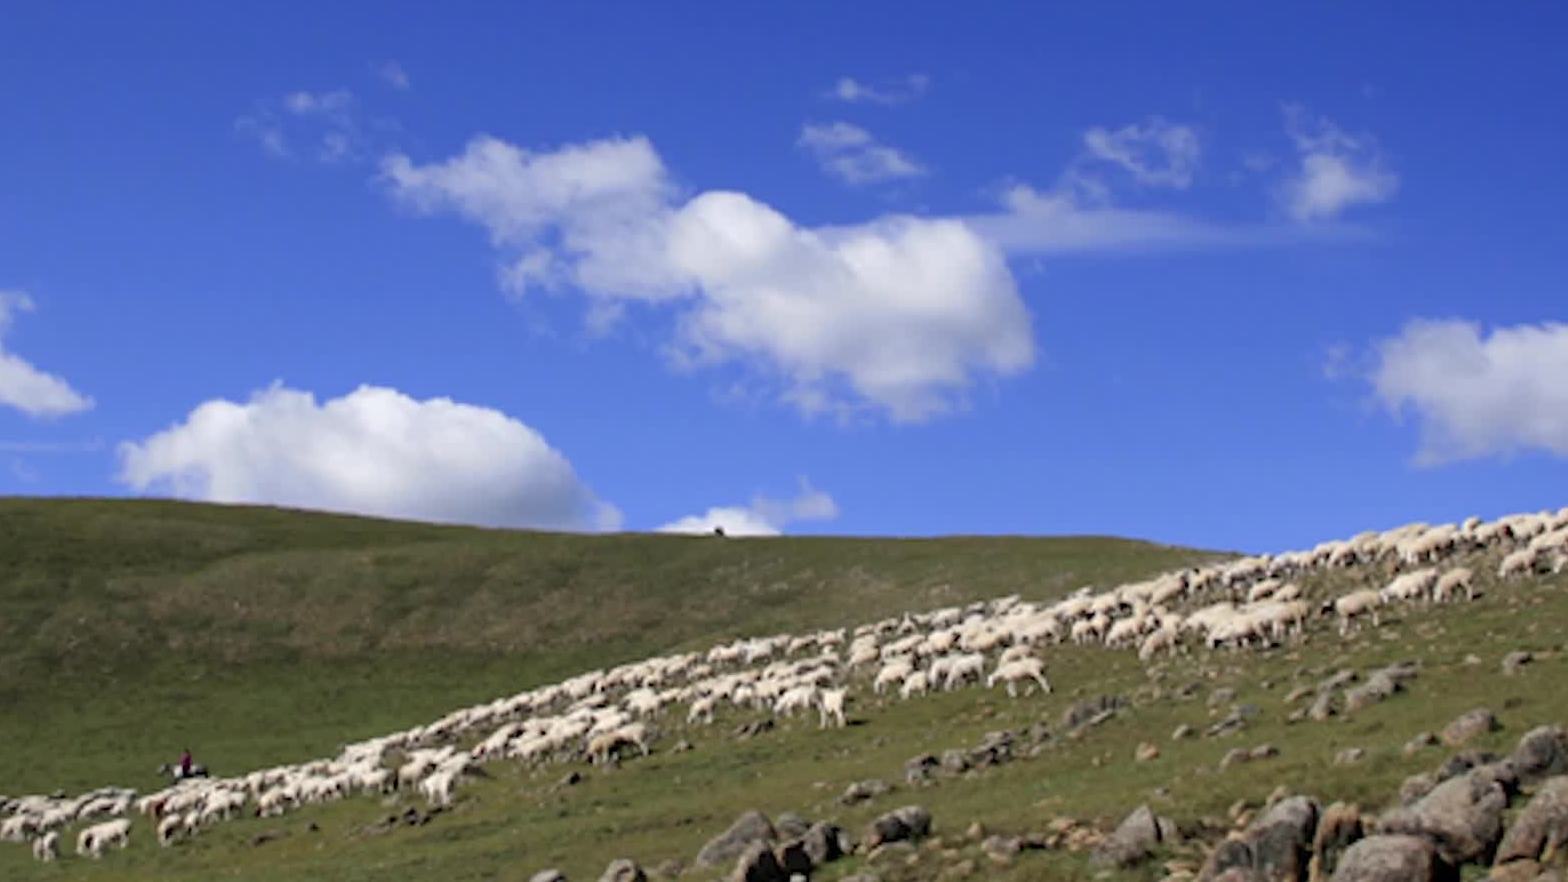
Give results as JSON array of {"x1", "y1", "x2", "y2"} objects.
[{"x1": 0, "y1": 498, "x2": 1212, "y2": 791}]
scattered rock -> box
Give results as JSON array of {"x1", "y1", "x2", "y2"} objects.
[
  {"x1": 1399, "y1": 773, "x2": 1437, "y2": 806},
  {"x1": 1441, "y1": 709, "x2": 1499, "y2": 747},
  {"x1": 775, "y1": 813, "x2": 810, "y2": 841},
  {"x1": 1061, "y1": 695, "x2": 1127, "y2": 732},
  {"x1": 1096, "y1": 804, "x2": 1180, "y2": 868},
  {"x1": 843, "y1": 779, "x2": 892, "y2": 804},
  {"x1": 965, "y1": 821, "x2": 986, "y2": 842},
  {"x1": 981, "y1": 834, "x2": 1021, "y2": 863},
  {"x1": 1502, "y1": 652, "x2": 1534, "y2": 676},
  {"x1": 734, "y1": 719, "x2": 775, "y2": 739},
  {"x1": 1308, "y1": 692, "x2": 1338, "y2": 722},
  {"x1": 1221, "y1": 748, "x2": 1252, "y2": 770},
  {"x1": 940, "y1": 749, "x2": 970, "y2": 776},
  {"x1": 531, "y1": 871, "x2": 568, "y2": 882},
  {"x1": 1286, "y1": 685, "x2": 1315, "y2": 704},
  {"x1": 1174, "y1": 724, "x2": 1197, "y2": 740},
  {"x1": 559, "y1": 771, "x2": 583, "y2": 788},
  {"x1": 1138, "y1": 742, "x2": 1162, "y2": 762},
  {"x1": 671, "y1": 739, "x2": 694, "y2": 753},
  {"x1": 1511, "y1": 726, "x2": 1568, "y2": 786},
  {"x1": 1319, "y1": 670, "x2": 1359, "y2": 693},
  {"x1": 1329, "y1": 835, "x2": 1454, "y2": 882},
  {"x1": 904, "y1": 754, "x2": 939, "y2": 784},
  {"x1": 1251, "y1": 744, "x2": 1279, "y2": 761},
  {"x1": 865, "y1": 841, "x2": 916, "y2": 864},
  {"x1": 698, "y1": 811, "x2": 779, "y2": 868},
  {"x1": 1405, "y1": 733, "x2": 1439, "y2": 756},
  {"x1": 1250, "y1": 796, "x2": 1319, "y2": 882},
  {"x1": 599, "y1": 859, "x2": 647, "y2": 882},
  {"x1": 250, "y1": 830, "x2": 285, "y2": 847},
  {"x1": 1335, "y1": 748, "x2": 1366, "y2": 766},
  {"x1": 1494, "y1": 775, "x2": 1568, "y2": 865},
  {"x1": 863, "y1": 805, "x2": 932, "y2": 849},
  {"x1": 1210, "y1": 687, "x2": 1239, "y2": 708}
]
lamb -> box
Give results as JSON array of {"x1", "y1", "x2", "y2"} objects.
[
  {"x1": 76, "y1": 818, "x2": 131, "y2": 858},
  {"x1": 32, "y1": 830, "x2": 59, "y2": 861},
  {"x1": 986, "y1": 657, "x2": 1051, "y2": 697},
  {"x1": 817, "y1": 688, "x2": 847, "y2": 728},
  {"x1": 1334, "y1": 589, "x2": 1383, "y2": 634}
]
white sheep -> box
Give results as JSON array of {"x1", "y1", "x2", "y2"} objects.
[
  {"x1": 1334, "y1": 589, "x2": 1383, "y2": 634},
  {"x1": 1433, "y1": 567, "x2": 1474, "y2": 603},
  {"x1": 817, "y1": 688, "x2": 847, "y2": 728},
  {"x1": 899, "y1": 669, "x2": 930, "y2": 700},
  {"x1": 1499, "y1": 548, "x2": 1539, "y2": 579},
  {"x1": 942, "y1": 653, "x2": 987, "y2": 691},
  {"x1": 986, "y1": 657, "x2": 1051, "y2": 697},
  {"x1": 76, "y1": 818, "x2": 131, "y2": 858},
  {"x1": 157, "y1": 813, "x2": 184, "y2": 846}
]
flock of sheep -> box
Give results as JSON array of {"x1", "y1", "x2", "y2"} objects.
[{"x1": 4, "y1": 506, "x2": 1566, "y2": 864}]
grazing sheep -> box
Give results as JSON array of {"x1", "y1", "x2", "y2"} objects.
[
  {"x1": 986, "y1": 657, "x2": 1051, "y2": 697},
  {"x1": 32, "y1": 830, "x2": 59, "y2": 862},
  {"x1": 1499, "y1": 548, "x2": 1539, "y2": 579},
  {"x1": 1433, "y1": 567, "x2": 1474, "y2": 603},
  {"x1": 157, "y1": 813, "x2": 184, "y2": 846},
  {"x1": 873, "y1": 660, "x2": 913, "y2": 694},
  {"x1": 941, "y1": 653, "x2": 986, "y2": 691},
  {"x1": 76, "y1": 818, "x2": 131, "y2": 858},
  {"x1": 1334, "y1": 589, "x2": 1383, "y2": 634},
  {"x1": 899, "y1": 669, "x2": 930, "y2": 700}
]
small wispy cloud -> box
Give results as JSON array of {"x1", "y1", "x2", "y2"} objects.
[
  {"x1": 236, "y1": 89, "x2": 391, "y2": 164},
  {"x1": 826, "y1": 74, "x2": 930, "y2": 106},
  {"x1": 1278, "y1": 105, "x2": 1397, "y2": 222},
  {"x1": 798, "y1": 122, "x2": 927, "y2": 185},
  {"x1": 658, "y1": 479, "x2": 839, "y2": 536},
  {"x1": 376, "y1": 61, "x2": 410, "y2": 90},
  {"x1": 1080, "y1": 117, "x2": 1201, "y2": 189}
]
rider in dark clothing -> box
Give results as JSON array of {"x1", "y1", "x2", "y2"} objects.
[{"x1": 179, "y1": 749, "x2": 192, "y2": 778}]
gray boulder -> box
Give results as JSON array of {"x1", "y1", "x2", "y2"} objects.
[
  {"x1": 1442, "y1": 709, "x2": 1499, "y2": 747},
  {"x1": 698, "y1": 811, "x2": 778, "y2": 868},
  {"x1": 1512, "y1": 727, "x2": 1568, "y2": 786},
  {"x1": 1494, "y1": 776, "x2": 1568, "y2": 865},
  {"x1": 1330, "y1": 835, "x2": 1454, "y2": 882},
  {"x1": 863, "y1": 805, "x2": 931, "y2": 849},
  {"x1": 1380, "y1": 768, "x2": 1508, "y2": 865},
  {"x1": 1251, "y1": 796, "x2": 1321, "y2": 882},
  {"x1": 1093, "y1": 804, "x2": 1180, "y2": 868},
  {"x1": 775, "y1": 812, "x2": 810, "y2": 841}
]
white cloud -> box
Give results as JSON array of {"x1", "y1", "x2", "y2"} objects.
[
  {"x1": 0, "y1": 292, "x2": 93, "y2": 418},
  {"x1": 658, "y1": 480, "x2": 839, "y2": 536},
  {"x1": 383, "y1": 135, "x2": 1032, "y2": 422},
  {"x1": 964, "y1": 183, "x2": 1283, "y2": 255},
  {"x1": 117, "y1": 383, "x2": 619, "y2": 531},
  {"x1": 1081, "y1": 117, "x2": 1200, "y2": 189},
  {"x1": 1369, "y1": 319, "x2": 1568, "y2": 463},
  {"x1": 236, "y1": 89, "x2": 374, "y2": 164},
  {"x1": 798, "y1": 122, "x2": 927, "y2": 186},
  {"x1": 827, "y1": 74, "x2": 930, "y2": 105},
  {"x1": 1279, "y1": 106, "x2": 1397, "y2": 221},
  {"x1": 376, "y1": 61, "x2": 410, "y2": 90}
]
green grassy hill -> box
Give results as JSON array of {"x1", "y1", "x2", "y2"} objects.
[
  {"x1": 5, "y1": 499, "x2": 1563, "y2": 882},
  {"x1": 0, "y1": 498, "x2": 1211, "y2": 793}
]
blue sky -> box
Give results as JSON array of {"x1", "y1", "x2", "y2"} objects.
[{"x1": 2, "y1": 2, "x2": 1565, "y2": 552}]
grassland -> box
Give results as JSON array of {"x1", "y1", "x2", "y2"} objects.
[{"x1": 2, "y1": 498, "x2": 1562, "y2": 882}]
